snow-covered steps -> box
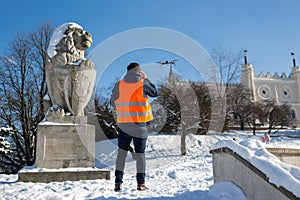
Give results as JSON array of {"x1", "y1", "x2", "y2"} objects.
[{"x1": 210, "y1": 139, "x2": 300, "y2": 200}]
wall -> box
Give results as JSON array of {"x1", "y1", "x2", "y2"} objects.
[
  {"x1": 210, "y1": 148, "x2": 299, "y2": 200},
  {"x1": 267, "y1": 148, "x2": 300, "y2": 168}
]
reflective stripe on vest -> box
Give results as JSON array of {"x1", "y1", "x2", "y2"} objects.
[{"x1": 115, "y1": 79, "x2": 153, "y2": 123}]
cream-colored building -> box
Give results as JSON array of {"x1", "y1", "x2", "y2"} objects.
[{"x1": 240, "y1": 59, "x2": 300, "y2": 127}]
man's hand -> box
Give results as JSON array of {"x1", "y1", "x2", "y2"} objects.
[{"x1": 139, "y1": 71, "x2": 147, "y2": 79}]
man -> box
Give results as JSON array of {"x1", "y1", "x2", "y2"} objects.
[{"x1": 111, "y1": 62, "x2": 158, "y2": 191}]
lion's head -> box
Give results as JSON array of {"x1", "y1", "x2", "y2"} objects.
[
  {"x1": 66, "y1": 26, "x2": 93, "y2": 51},
  {"x1": 47, "y1": 22, "x2": 93, "y2": 65}
]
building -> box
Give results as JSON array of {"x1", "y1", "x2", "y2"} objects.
[{"x1": 240, "y1": 54, "x2": 299, "y2": 127}]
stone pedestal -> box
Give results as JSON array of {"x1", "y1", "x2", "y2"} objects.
[
  {"x1": 36, "y1": 117, "x2": 95, "y2": 168},
  {"x1": 18, "y1": 116, "x2": 110, "y2": 182}
]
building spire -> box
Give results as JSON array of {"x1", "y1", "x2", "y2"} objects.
[
  {"x1": 291, "y1": 52, "x2": 296, "y2": 67},
  {"x1": 168, "y1": 65, "x2": 174, "y2": 85},
  {"x1": 244, "y1": 49, "x2": 248, "y2": 64}
]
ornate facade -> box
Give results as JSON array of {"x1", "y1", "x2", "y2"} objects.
[{"x1": 240, "y1": 58, "x2": 299, "y2": 126}]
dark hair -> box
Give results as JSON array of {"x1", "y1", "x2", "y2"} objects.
[{"x1": 127, "y1": 62, "x2": 140, "y2": 71}]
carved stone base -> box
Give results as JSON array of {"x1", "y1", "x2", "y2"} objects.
[{"x1": 36, "y1": 117, "x2": 95, "y2": 168}]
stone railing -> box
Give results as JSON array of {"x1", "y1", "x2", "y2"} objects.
[
  {"x1": 210, "y1": 147, "x2": 299, "y2": 200},
  {"x1": 267, "y1": 148, "x2": 300, "y2": 168}
]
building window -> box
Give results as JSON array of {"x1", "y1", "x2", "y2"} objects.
[
  {"x1": 280, "y1": 86, "x2": 292, "y2": 100},
  {"x1": 257, "y1": 85, "x2": 271, "y2": 99}
]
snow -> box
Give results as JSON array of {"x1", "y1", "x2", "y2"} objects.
[
  {"x1": 0, "y1": 135, "x2": 12, "y2": 154},
  {"x1": 19, "y1": 166, "x2": 101, "y2": 173},
  {"x1": 38, "y1": 121, "x2": 74, "y2": 126},
  {"x1": 0, "y1": 127, "x2": 13, "y2": 132},
  {"x1": 1, "y1": 130, "x2": 300, "y2": 199}
]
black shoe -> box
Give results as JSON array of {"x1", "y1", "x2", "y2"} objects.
[
  {"x1": 114, "y1": 183, "x2": 122, "y2": 192},
  {"x1": 137, "y1": 184, "x2": 149, "y2": 191}
]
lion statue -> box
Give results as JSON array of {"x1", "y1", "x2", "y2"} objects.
[{"x1": 45, "y1": 22, "x2": 96, "y2": 119}]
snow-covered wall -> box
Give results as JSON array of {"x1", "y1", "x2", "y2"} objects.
[
  {"x1": 267, "y1": 148, "x2": 300, "y2": 169},
  {"x1": 210, "y1": 139, "x2": 300, "y2": 200}
]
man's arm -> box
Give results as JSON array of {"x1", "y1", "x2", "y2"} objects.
[
  {"x1": 110, "y1": 81, "x2": 120, "y2": 108},
  {"x1": 143, "y1": 78, "x2": 158, "y2": 98}
]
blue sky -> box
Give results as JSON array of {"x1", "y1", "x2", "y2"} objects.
[{"x1": 1, "y1": 0, "x2": 300, "y2": 86}]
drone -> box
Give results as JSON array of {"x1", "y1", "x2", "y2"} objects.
[{"x1": 157, "y1": 59, "x2": 177, "y2": 66}]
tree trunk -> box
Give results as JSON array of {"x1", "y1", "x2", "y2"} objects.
[
  {"x1": 181, "y1": 127, "x2": 187, "y2": 156},
  {"x1": 240, "y1": 118, "x2": 244, "y2": 130}
]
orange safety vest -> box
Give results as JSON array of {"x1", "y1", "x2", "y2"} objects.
[{"x1": 115, "y1": 79, "x2": 153, "y2": 123}]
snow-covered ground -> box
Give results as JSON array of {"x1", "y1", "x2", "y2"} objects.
[{"x1": 1, "y1": 130, "x2": 300, "y2": 200}]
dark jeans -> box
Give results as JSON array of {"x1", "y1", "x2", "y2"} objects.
[{"x1": 115, "y1": 127, "x2": 147, "y2": 185}]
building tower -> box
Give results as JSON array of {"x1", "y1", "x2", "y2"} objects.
[
  {"x1": 240, "y1": 51, "x2": 300, "y2": 127},
  {"x1": 240, "y1": 50, "x2": 256, "y2": 101},
  {"x1": 168, "y1": 65, "x2": 175, "y2": 85}
]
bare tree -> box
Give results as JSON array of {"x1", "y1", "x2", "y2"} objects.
[
  {"x1": 208, "y1": 47, "x2": 244, "y2": 132},
  {"x1": 29, "y1": 21, "x2": 53, "y2": 118},
  {"x1": 93, "y1": 91, "x2": 118, "y2": 139},
  {"x1": 226, "y1": 83, "x2": 253, "y2": 130},
  {"x1": 156, "y1": 84, "x2": 180, "y2": 134},
  {"x1": 176, "y1": 83, "x2": 200, "y2": 156},
  {"x1": 211, "y1": 46, "x2": 243, "y2": 85},
  {"x1": 0, "y1": 21, "x2": 53, "y2": 173},
  {"x1": 256, "y1": 101, "x2": 293, "y2": 134},
  {"x1": 190, "y1": 82, "x2": 211, "y2": 133},
  {"x1": 157, "y1": 75, "x2": 209, "y2": 155}
]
